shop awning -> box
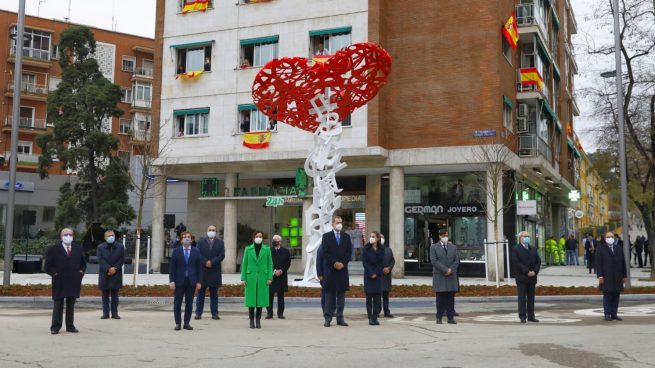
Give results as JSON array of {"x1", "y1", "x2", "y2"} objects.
[
  {"x1": 503, "y1": 95, "x2": 513, "y2": 108},
  {"x1": 240, "y1": 36, "x2": 279, "y2": 46},
  {"x1": 555, "y1": 119, "x2": 562, "y2": 133},
  {"x1": 173, "y1": 107, "x2": 210, "y2": 116},
  {"x1": 553, "y1": 63, "x2": 561, "y2": 81},
  {"x1": 169, "y1": 40, "x2": 214, "y2": 49},
  {"x1": 551, "y1": 9, "x2": 561, "y2": 30},
  {"x1": 541, "y1": 101, "x2": 556, "y2": 122},
  {"x1": 238, "y1": 104, "x2": 256, "y2": 111},
  {"x1": 309, "y1": 26, "x2": 352, "y2": 37}
]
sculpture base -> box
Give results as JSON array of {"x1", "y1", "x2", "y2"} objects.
[{"x1": 292, "y1": 279, "x2": 322, "y2": 288}]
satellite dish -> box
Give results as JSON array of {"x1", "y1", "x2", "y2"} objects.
[{"x1": 575, "y1": 210, "x2": 584, "y2": 219}]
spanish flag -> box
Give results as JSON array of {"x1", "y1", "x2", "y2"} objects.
[
  {"x1": 182, "y1": 0, "x2": 209, "y2": 14},
  {"x1": 520, "y1": 67, "x2": 544, "y2": 89},
  {"x1": 243, "y1": 131, "x2": 271, "y2": 149},
  {"x1": 502, "y1": 11, "x2": 519, "y2": 49},
  {"x1": 175, "y1": 71, "x2": 204, "y2": 79},
  {"x1": 312, "y1": 55, "x2": 332, "y2": 65}
]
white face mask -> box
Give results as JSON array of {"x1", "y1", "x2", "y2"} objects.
[
  {"x1": 606, "y1": 238, "x2": 615, "y2": 245},
  {"x1": 106, "y1": 236, "x2": 115, "y2": 244},
  {"x1": 380, "y1": 238, "x2": 385, "y2": 245},
  {"x1": 441, "y1": 237, "x2": 449, "y2": 244},
  {"x1": 369, "y1": 237, "x2": 376, "y2": 244},
  {"x1": 334, "y1": 223, "x2": 343, "y2": 231},
  {"x1": 182, "y1": 238, "x2": 192, "y2": 246},
  {"x1": 254, "y1": 237, "x2": 263, "y2": 244},
  {"x1": 62, "y1": 235, "x2": 73, "y2": 245},
  {"x1": 207, "y1": 231, "x2": 216, "y2": 238}
]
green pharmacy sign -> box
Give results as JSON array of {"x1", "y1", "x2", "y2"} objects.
[
  {"x1": 200, "y1": 178, "x2": 219, "y2": 197},
  {"x1": 281, "y1": 217, "x2": 302, "y2": 247}
]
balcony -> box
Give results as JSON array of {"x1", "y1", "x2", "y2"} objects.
[
  {"x1": 6, "y1": 82, "x2": 49, "y2": 101},
  {"x1": 132, "y1": 67, "x2": 154, "y2": 81},
  {"x1": 4, "y1": 151, "x2": 39, "y2": 166},
  {"x1": 8, "y1": 46, "x2": 52, "y2": 68},
  {"x1": 517, "y1": 68, "x2": 549, "y2": 102},
  {"x1": 4, "y1": 116, "x2": 48, "y2": 131},
  {"x1": 131, "y1": 99, "x2": 152, "y2": 111},
  {"x1": 518, "y1": 133, "x2": 553, "y2": 163},
  {"x1": 515, "y1": 3, "x2": 549, "y2": 43},
  {"x1": 131, "y1": 129, "x2": 151, "y2": 142}
]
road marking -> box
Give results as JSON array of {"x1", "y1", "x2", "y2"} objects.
[
  {"x1": 473, "y1": 313, "x2": 580, "y2": 324},
  {"x1": 574, "y1": 305, "x2": 655, "y2": 317}
]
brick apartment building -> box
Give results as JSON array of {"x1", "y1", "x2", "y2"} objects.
[
  {"x1": 149, "y1": 0, "x2": 584, "y2": 278},
  {"x1": 0, "y1": 10, "x2": 186, "y2": 237}
]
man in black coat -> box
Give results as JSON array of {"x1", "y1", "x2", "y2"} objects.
[
  {"x1": 267, "y1": 234, "x2": 291, "y2": 319},
  {"x1": 194, "y1": 225, "x2": 225, "y2": 320},
  {"x1": 321, "y1": 215, "x2": 353, "y2": 327},
  {"x1": 45, "y1": 228, "x2": 87, "y2": 334},
  {"x1": 634, "y1": 236, "x2": 644, "y2": 268},
  {"x1": 97, "y1": 230, "x2": 125, "y2": 320},
  {"x1": 595, "y1": 232, "x2": 628, "y2": 321},
  {"x1": 380, "y1": 234, "x2": 395, "y2": 318},
  {"x1": 511, "y1": 230, "x2": 541, "y2": 323}
]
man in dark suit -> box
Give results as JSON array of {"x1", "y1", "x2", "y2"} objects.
[
  {"x1": 267, "y1": 234, "x2": 291, "y2": 319},
  {"x1": 321, "y1": 215, "x2": 353, "y2": 327},
  {"x1": 511, "y1": 230, "x2": 541, "y2": 323},
  {"x1": 169, "y1": 231, "x2": 203, "y2": 330},
  {"x1": 195, "y1": 225, "x2": 225, "y2": 320},
  {"x1": 595, "y1": 231, "x2": 628, "y2": 321},
  {"x1": 380, "y1": 234, "x2": 395, "y2": 318},
  {"x1": 97, "y1": 230, "x2": 125, "y2": 320},
  {"x1": 45, "y1": 228, "x2": 87, "y2": 334},
  {"x1": 430, "y1": 229, "x2": 459, "y2": 324}
]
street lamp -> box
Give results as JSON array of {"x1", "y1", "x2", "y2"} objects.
[{"x1": 599, "y1": 0, "x2": 631, "y2": 287}]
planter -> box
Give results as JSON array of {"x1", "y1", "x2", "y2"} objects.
[{"x1": 12, "y1": 255, "x2": 42, "y2": 274}]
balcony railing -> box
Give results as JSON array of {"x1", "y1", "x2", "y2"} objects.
[
  {"x1": 8, "y1": 82, "x2": 49, "y2": 95},
  {"x1": 517, "y1": 68, "x2": 549, "y2": 101},
  {"x1": 5, "y1": 152, "x2": 39, "y2": 165},
  {"x1": 10, "y1": 46, "x2": 51, "y2": 61},
  {"x1": 132, "y1": 99, "x2": 152, "y2": 109},
  {"x1": 518, "y1": 133, "x2": 553, "y2": 163},
  {"x1": 5, "y1": 116, "x2": 47, "y2": 129},
  {"x1": 515, "y1": 3, "x2": 549, "y2": 42},
  {"x1": 133, "y1": 67, "x2": 154, "y2": 78},
  {"x1": 132, "y1": 129, "x2": 151, "y2": 141}
]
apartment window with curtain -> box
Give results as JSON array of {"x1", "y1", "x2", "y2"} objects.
[
  {"x1": 174, "y1": 108, "x2": 210, "y2": 137},
  {"x1": 174, "y1": 42, "x2": 212, "y2": 74},
  {"x1": 240, "y1": 36, "x2": 279, "y2": 67},
  {"x1": 238, "y1": 105, "x2": 276, "y2": 133},
  {"x1": 309, "y1": 27, "x2": 352, "y2": 56}
]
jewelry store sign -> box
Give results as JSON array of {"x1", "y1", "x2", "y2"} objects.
[
  {"x1": 404, "y1": 203, "x2": 483, "y2": 216},
  {"x1": 516, "y1": 200, "x2": 537, "y2": 215}
]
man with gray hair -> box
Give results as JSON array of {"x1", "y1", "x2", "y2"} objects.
[
  {"x1": 510, "y1": 230, "x2": 541, "y2": 323},
  {"x1": 267, "y1": 234, "x2": 291, "y2": 319}
]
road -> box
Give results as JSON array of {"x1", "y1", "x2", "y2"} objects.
[{"x1": 1, "y1": 298, "x2": 654, "y2": 368}]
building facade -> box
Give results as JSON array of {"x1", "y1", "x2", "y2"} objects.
[{"x1": 151, "y1": 0, "x2": 583, "y2": 277}]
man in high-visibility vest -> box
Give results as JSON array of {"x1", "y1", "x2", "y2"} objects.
[
  {"x1": 545, "y1": 236, "x2": 558, "y2": 265},
  {"x1": 558, "y1": 235, "x2": 567, "y2": 266}
]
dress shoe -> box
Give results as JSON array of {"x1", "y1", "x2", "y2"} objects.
[
  {"x1": 368, "y1": 319, "x2": 375, "y2": 326},
  {"x1": 436, "y1": 318, "x2": 443, "y2": 324},
  {"x1": 100, "y1": 315, "x2": 109, "y2": 320},
  {"x1": 612, "y1": 316, "x2": 623, "y2": 321},
  {"x1": 111, "y1": 315, "x2": 120, "y2": 320},
  {"x1": 520, "y1": 319, "x2": 527, "y2": 324},
  {"x1": 183, "y1": 325, "x2": 193, "y2": 330},
  {"x1": 66, "y1": 327, "x2": 79, "y2": 333},
  {"x1": 174, "y1": 324, "x2": 181, "y2": 330},
  {"x1": 323, "y1": 321, "x2": 331, "y2": 327},
  {"x1": 255, "y1": 319, "x2": 261, "y2": 329},
  {"x1": 337, "y1": 321, "x2": 349, "y2": 327},
  {"x1": 51, "y1": 330, "x2": 59, "y2": 335},
  {"x1": 265, "y1": 315, "x2": 273, "y2": 319},
  {"x1": 447, "y1": 319, "x2": 457, "y2": 324},
  {"x1": 528, "y1": 318, "x2": 539, "y2": 323},
  {"x1": 384, "y1": 314, "x2": 394, "y2": 318},
  {"x1": 212, "y1": 315, "x2": 220, "y2": 320},
  {"x1": 453, "y1": 312, "x2": 460, "y2": 317},
  {"x1": 194, "y1": 315, "x2": 201, "y2": 320},
  {"x1": 373, "y1": 319, "x2": 380, "y2": 325},
  {"x1": 604, "y1": 316, "x2": 612, "y2": 321},
  {"x1": 277, "y1": 315, "x2": 285, "y2": 319}
]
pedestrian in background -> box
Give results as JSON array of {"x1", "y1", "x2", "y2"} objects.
[
  {"x1": 595, "y1": 232, "x2": 628, "y2": 321},
  {"x1": 97, "y1": 230, "x2": 125, "y2": 320},
  {"x1": 565, "y1": 234, "x2": 579, "y2": 266},
  {"x1": 362, "y1": 232, "x2": 384, "y2": 325},
  {"x1": 511, "y1": 230, "x2": 541, "y2": 323},
  {"x1": 584, "y1": 234, "x2": 596, "y2": 274},
  {"x1": 241, "y1": 231, "x2": 273, "y2": 329},
  {"x1": 430, "y1": 229, "x2": 459, "y2": 324}
]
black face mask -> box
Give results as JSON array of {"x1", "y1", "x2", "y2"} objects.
[{"x1": 272, "y1": 241, "x2": 280, "y2": 247}]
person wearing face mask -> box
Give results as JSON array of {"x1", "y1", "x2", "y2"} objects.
[
  {"x1": 267, "y1": 234, "x2": 291, "y2": 319},
  {"x1": 97, "y1": 230, "x2": 125, "y2": 320},
  {"x1": 595, "y1": 232, "x2": 628, "y2": 321},
  {"x1": 45, "y1": 228, "x2": 87, "y2": 334},
  {"x1": 195, "y1": 225, "x2": 225, "y2": 321},
  {"x1": 169, "y1": 231, "x2": 203, "y2": 331},
  {"x1": 362, "y1": 232, "x2": 384, "y2": 325},
  {"x1": 511, "y1": 230, "x2": 541, "y2": 323},
  {"x1": 241, "y1": 231, "x2": 273, "y2": 329},
  {"x1": 430, "y1": 229, "x2": 459, "y2": 324},
  {"x1": 321, "y1": 215, "x2": 353, "y2": 327},
  {"x1": 379, "y1": 234, "x2": 395, "y2": 318}
]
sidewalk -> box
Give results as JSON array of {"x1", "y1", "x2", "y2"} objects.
[{"x1": 2, "y1": 264, "x2": 653, "y2": 287}]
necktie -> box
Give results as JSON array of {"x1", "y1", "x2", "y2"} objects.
[
  {"x1": 443, "y1": 244, "x2": 447, "y2": 254},
  {"x1": 610, "y1": 245, "x2": 614, "y2": 255},
  {"x1": 336, "y1": 232, "x2": 340, "y2": 244},
  {"x1": 66, "y1": 245, "x2": 71, "y2": 256},
  {"x1": 184, "y1": 248, "x2": 189, "y2": 263}
]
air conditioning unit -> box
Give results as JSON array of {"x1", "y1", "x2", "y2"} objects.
[
  {"x1": 518, "y1": 104, "x2": 528, "y2": 117},
  {"x1": 517, "y1": 117, "x2": 528, "y2": 132}
]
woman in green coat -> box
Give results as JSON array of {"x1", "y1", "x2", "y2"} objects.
[{"x1": 240, "y1": 230, "x2": 273, "y2": 329}]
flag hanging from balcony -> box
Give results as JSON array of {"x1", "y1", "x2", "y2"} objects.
[
  {"x1": 243, "y1": 131, "x2": 272, "y2": 149},
  {"x1": 312, "y1": 55, "x2": 333, "y2": 65},
  {"x1": 176, "y1": 71, "x2": 204, "y2": 79},
  {"x1": 182, "y1": 0, "x2": 209, "y2": 14},
  {"x1": 520, "y1": 68, "x2": 544, "y2": 89},
  {"x1": 502, "y1": 11, "x2": 519, "y2": 48}
]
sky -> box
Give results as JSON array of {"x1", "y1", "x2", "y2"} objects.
[{"x1": 0, "y1": 0, "x2": 607, "y2": 152}]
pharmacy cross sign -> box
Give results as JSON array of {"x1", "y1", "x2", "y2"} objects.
[{"x1": 568, "y1": 190, "x2": 581, "y2": 201}]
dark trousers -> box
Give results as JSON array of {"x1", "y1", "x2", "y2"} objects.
[
  {"x1": 195, "y1": 286, "x2": 219, "y2": 317},
  {"x1": 248, "y1": 307, "x2": 262, "y2": 320},
  {"x1": 267, "y1": 291, "x2": 285, "y2": 317},
  {"x1": 517, "y1": 282, "x2": 536, "y2": 320},
  {"x1": 603, "y1": 292, "x2": 621, "y2": 317},
  {"x1": 645, "y1": 251, "x2": 650, "y2": 266},
  {"x1": 635, "y1": 252, "x2": 643, "y2": 268},
  {"x1": 365, "y1": 293, "x2": 381, "y2": 319},
  {"x1": 382, "y1": 291, "x2": 391, "y2": 315},
  {"x1": 436, "y1": 292, "x2": 455, "y2": 320},
  {"x1": 324, "y1": 290, "x2": 345, "y2": 322},
  {"x1": 101, "y1": 289, "x2": 119, "y2": 317},
  {"x1": 173, "y1": 278, "x2": 195, "y2": 326},
  {"x1": 51, "y1": 297, "x2": 76, "y2": 332}
]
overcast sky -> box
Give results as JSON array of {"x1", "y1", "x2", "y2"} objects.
[{"x1": 1, "y1": 0, "x2": 608, "y2": 152}]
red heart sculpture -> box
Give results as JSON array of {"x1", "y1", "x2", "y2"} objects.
[{"x1": 252, "y1": 42, "x2": 392, "y2": 132}]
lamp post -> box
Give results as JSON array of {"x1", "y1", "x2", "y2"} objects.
[{"x1": 600, "y1": 0, "x2": 630, "y2": 287}]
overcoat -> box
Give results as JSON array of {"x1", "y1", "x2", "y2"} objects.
[
  {"x1": 197, "y1": 237, "x2": 226, "y2": 287},
  {"x1": 511, "y1": 243, "x2": 541, "y2": 284},
  {"x1": 241, "y1": 244, "x2": 273, "y2": 307},
  {"x1": 362, "y1": 244, "x2": 384, "y2": 294},
  {"x1": 381, "y1": 245, "x2": 395, "y2": 292},
  {"x1": 595, "y1": 243, "x2": 627, "y2": 293},
  {"x1": 45, "y1": 242, "x2": 87, "y2": 300},
  {"x1": 430, "y1": 241, "x2": 460, "y2": 292},
  {"x1": 270, "y1": 246, "x2": 291, "y2": 293},
  {"x1": 321, "y1": 230, "x2": 353, "y2": 292},
  {"x1": 97, "y1": 241, "x2": 125, "y2": 290}
]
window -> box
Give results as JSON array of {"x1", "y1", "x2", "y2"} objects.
[
  {"x1": 134, "y1": 113, "x2": 150, "y2": 131},
  {"x1": 121, "y1": 87, "x2": 133, "y2": 103},
  {"x1": 43, "y1": 207, "x2": 55, "y2": 222},
  {"x1": 133, "y1": 81, "x2": 151, "y2": 102},
  {"x1": 503, "y1": 98, "x2": 513, "y2": 131},
  {"x1": 240, "y1": 36, "x2": 279, "y2": 67},
  {"x1": 502, "y1": 36, "x2": 512, "y2": 63},
  {"x1": 21, "y1": 73, "x2": 36, "y2": 92},
  {"x1": 179, "y1": 0, "x2": 213, "y2": 11},
  {"x1": 11, "y1": 27, "x2": 52, "y2": 61},
  {"x1": 175, "y1": 44, "x2": 212, "y2": 74},
  {"x1": 122, "y1": 56, "x2": 136, "y2": 72},
  {"x1": 51, "y1": 44, "x2": 59, "y2": 60},
  {"x1": 309, "y1": 27, "x2": 351, "y2": 57},
  {"x1": 119, "y1": 119, "x2": 131, "y2": 134},
  {"x1": 238, "y1": 105, "x2": 276, "y2": 132},
  {"x1": 174, "y1": 108, "x2": 209, "y2": 137},
  {"x1": 342, "y1": 114, "x2": 351, "y2": 127},
  {"x1": 17, "y1": 141, "x2": 32, "y2": 155},
  {"x1": 117, "y1": 151, "x2": 131, "y2": 167},
  {"x1": 19, "y1": 106, "x2": 34, "y2": 126}
]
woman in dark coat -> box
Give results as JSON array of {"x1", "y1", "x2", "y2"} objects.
[
  {"x1": 585, "y1": 235, "x2": 596, "y2": 274},
  {"x1": 362, "y1": 231, "x2": 384, "y2": 326}
]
